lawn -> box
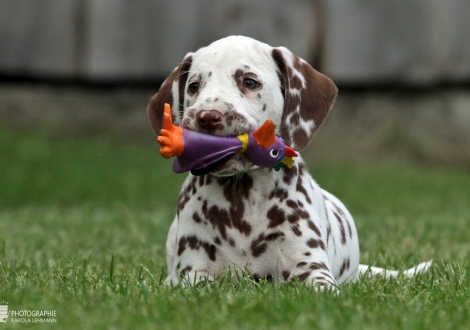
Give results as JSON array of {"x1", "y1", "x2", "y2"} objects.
[{"x1": 0, "y1": 127, "x2": 469, "y2": 329}]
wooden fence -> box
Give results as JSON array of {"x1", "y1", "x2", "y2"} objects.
[{"x1": 1, "y1": 0, "x2": 469, "y2": 85}]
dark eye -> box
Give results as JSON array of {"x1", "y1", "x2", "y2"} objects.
[
  {"x1": 243, "y1": 78, "x2": 259, "y2": 89},
  {"x1": 269, "y1": 149, "x2": 279, "y2": 158},
  {"x1": 188, "y1": 82, "x2": 200, "y2": 94}
]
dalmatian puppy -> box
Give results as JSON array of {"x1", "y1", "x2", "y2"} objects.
[{"x1": 148, "y1": 36, "x2": 431, "y2": 288}]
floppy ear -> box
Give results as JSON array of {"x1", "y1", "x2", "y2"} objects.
[
  {"x1": 147, "y1": 54, "x2": 193, "y2": 135},
  {"x1": 272, "y1": 47, "x2": 338, "y2": 151}
]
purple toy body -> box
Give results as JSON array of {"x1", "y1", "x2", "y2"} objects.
[
  {"x1": 173, "y1": 129, "x2": 294, "y2": 176},
  {"x1": 173, "y1": 130, "x2": 243, "y2": 175}
]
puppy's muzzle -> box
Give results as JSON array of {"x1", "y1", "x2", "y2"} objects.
[{"x1": 197, "y1": 110, "x2": 223, "y2": 134}]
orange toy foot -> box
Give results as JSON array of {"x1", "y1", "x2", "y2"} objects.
[{"x1": 157, "y1": 103, "x2": 184, "y2": 158}]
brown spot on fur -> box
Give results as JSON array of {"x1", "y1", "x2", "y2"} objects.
[
  {"x1": 207, "y1": 244, "x2": 217, "y2": 261},
  {"x1": 233, "y1": 69, "x2": 245, "y2": 94},
  {"x1": 203, "y1": 175, "x2": 253, "y2": 238},
  {"x1": 296, "y1": 174, "x2": 312, "y2": 204},
  {"x1": 297, "y1": 262, "x2": 307, "y2": 267},
  {"x1": 224, "y1": 102, "x2": 235, "y2": 111},
  {"x1": 198, "y1": 175, "x2": 205, "y2": 187},
  {"x1": 339, "y1": 258, "x2": 350, "y2": 277},
  {"x1": 295, "y1": 272, "x2": 310, "y2": 282},
  {"x1": 286, "y1": 199, "x2": 298, "y2": 208},
  {"x1": 191, "y1": 176, "x2": 197, "y2": 194},
  {"x1": 268, "y1": 184, "x2": 289, "y2": 202},
  {"x1": 287, "y1": 209, "x2": 310, "y2": 223},
  {"x1": 282, "y1": 163, "x2": 298, "y2": 185},
  {"x1": 306, "y1": 238, "x2": 325, "y2": 250},
  {"x1": 282, "y1": 270, "x2": 291, "y2": 280},
  {"x1": 334, "y1": 212, "x2": 347, "y2": 245},
  {"x1": 307, "y1": 220, "x2": 322, "y2": 237},
  {"x1": 326, "y1": 223, "x2": 332, "y2": 244},
  {"x1": 180, "y1": 265, "x2": 192, "y2": 275},
  {"x1": 218, "y1": 174, "x2": 253, "y2": 200},
  {"x1": 321, "y1": 271, "x2": 333, "y2": 278},
  {"x1": 265, "y1": 231, "x2": 285, "y2": 241},
  {"x1": 309, "y1": 262, "x2": 329, "y2": 271},
  {"x1": 177, "y1": 180, "x2": 197, "y2": 215},
  {"x1": 290, "y1": 224, "x2": 302, "y2": 236},
  {"x1": 253, "y1": 274, "x2": 273, "y2": 282},
  {"x1": 177, "y1": 194, "x2": 191, "y2": 216},
  {"x1": 202, "y1": 200, "x2": 231, "y2": 240},
  {"x1": 192, "y1": 212, "x2": 203, "y2": 223},
  {"x1": 346, "y1": 217, "x2": 353, "y2": 239},
  {"x1": 177, "y1": 236, "x2": 187, "y2": 256},
  {"x1": 178, "y1": 235, "x2": 217, "y2": 261},
  {"x1": 251, "y1": 233, "x2": 268, "y2": 257},
  {"x1": 267, "y1": 205, "x2": 286, "y2": 228}
]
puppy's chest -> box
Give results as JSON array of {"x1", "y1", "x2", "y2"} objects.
[
  {"x1": 176, "y1": 169, "x2": 319, "y2": 261},
  {"x1": 178, "y1": 173, "x2": 275, "y2": 237},
  {"x1": 179, "y1": 179, "x2": 286, "y2": 265}
]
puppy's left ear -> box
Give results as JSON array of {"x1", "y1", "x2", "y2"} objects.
[
  {"x1": 147, "y1": 54, "x2": 193, "y2": 135},
  {"x1": 272, "y1": 47, "x2": 338, "y2": 151}
]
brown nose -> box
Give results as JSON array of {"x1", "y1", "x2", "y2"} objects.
[{"x1": 196, "y1": 110, "x2": 223, "y2": 132}]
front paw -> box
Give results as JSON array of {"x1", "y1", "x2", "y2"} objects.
[{"x1": 178, "y1": 271, "x2": 214, "y2": 287}]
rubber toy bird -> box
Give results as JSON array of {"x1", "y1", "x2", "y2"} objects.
[{"x1": 157, "y1": 103, "x2": 298, "y2": 176}]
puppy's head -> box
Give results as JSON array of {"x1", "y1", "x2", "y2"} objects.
[{"x1": 148, "y1": 36, "x2": 337, "y2": 176}]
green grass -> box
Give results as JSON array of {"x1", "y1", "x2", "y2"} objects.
[{"x1": 1, "y1": 128, "x2": 469, "y2": 329}]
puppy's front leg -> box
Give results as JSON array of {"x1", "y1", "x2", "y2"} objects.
[{"x1": 165, "y1": 234, "x2": 219, "y2": 286}]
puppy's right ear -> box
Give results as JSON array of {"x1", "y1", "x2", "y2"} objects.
[
  {"x1": 147, "y1": 54, "x2": 193, "y2": 135},
  {"x1": 272, "y1": 48, "x2": 337, "y2": 151}
]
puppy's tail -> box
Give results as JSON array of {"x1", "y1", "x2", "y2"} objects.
[{"x1": 358, "y1": 260, "x2": 433, "y2": 279}]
